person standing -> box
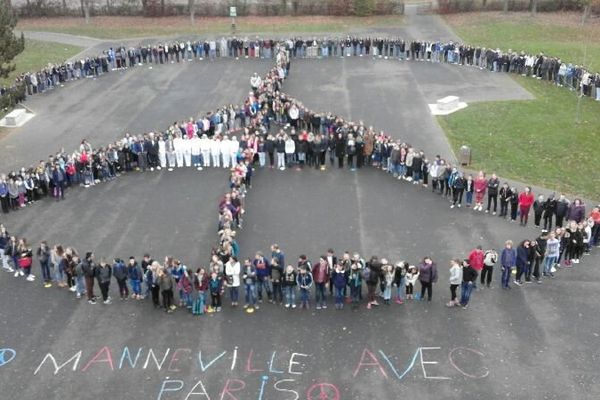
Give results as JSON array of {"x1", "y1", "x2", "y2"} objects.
[
  {"x1": 296, "y1": 264, "x2": 313, "y2": 309},
  {"x1": 467, "y1": 245, "x2": 484, "y2": 288},
  {"x1": 225, "y1": 256, "x2": 241, "y2": 307},
  {"x1": 36, "y1": 241, "x2": 52, "y2": 288},
  {"x1": 543, "y1": 232, "x2": 560, "y2": 277},
  {"x1": 82, "y1": 252, "x2": 97, "y2": 304},
  {"x1": 486, "y1": 173, "x2": 500, "y2": 215},
  {"x1": 348, "y1": 262, "x2": 362, "y2": 309},
  {"x1": 500, "y1": 240, "x2": 516, "y2": 289},
  {"x1": 499, "y1": 182, "x2": 511, "y2": 218},
  {"x1": 159, "y1": 267, "x2": 175, "y2": 313},
  {"x1": 533, "y1": 195, "x2": 546, "y2": 228},
  {"x1": 555, "y1": 194, "x2": 570, "y2": 227},
  {"x1": 112, "y1": 258, "x2": 129, "y2": 301},
  {"x1": 446, "y1": 259, "x2": 462, "y2": 307},
  {"x1": 543, "y1": 194, "x2": 557, "y2": 231},
  {"x1": 242, "y1": 259, "x2": 258, "y2": 311},
  {"x1": 518, "y1": 187, "x2": 535, "y2": 226},
  {"x1": 311, "y1": 256, "x2": 329, "y2": 310},
  {"x1": 96, "y1": 258, "x2": 112, "y2": 304},
  {"x1": 365, "y1": 255, "x2": 382, "y2": 309},
  {"x1": 282, "y1": 265, "x2": 297, "y2": 309},
  {"x1": 481, "y1": 248, "x2": 498, "y2": 288},
  {"x1": 418, "y1": 256, "x2": 438, "y2": 302},
  {"x1": 473, "y1": 171, "x2": 487, "y2": 211},
  {"x1": 514, "y1": 240, "x2": 531, "y2": 285},
  {"x1": 460, "y1": 259, "x2": 478, "y2": 309}
]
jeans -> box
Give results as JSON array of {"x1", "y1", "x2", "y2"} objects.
[
  {"x1": 256, "y1": 278, "x2": 272, "y2": 301},
  {"x1": 460, "y1": 282, "x2": 473, "y2": 305},
  {"x1": 501, "y1": 266, "x2": 512, "y2": 288},
  {"x1": 543, "y1": 256, "x2": 557, "y2": 274},
  {"x1": 284, "y1": 286, "x2": 296, "y2": 306},
  {"x1": 300, "y1": 288, "x2": 310, "y2": 305},
  {"x1": 229, "y1": 286, "x2": 239, "y2": 302},
  {"x1": 315, "y1": 282, "x2": 327, "y2": 306},
  {"x1": 40, "y1": 259, "x2": 51, "y2": 281},
  {"x1": 335, "y1": 287, "x2": 344, "y2": 305},
  {"x1": 350, "y1": 285, "x2": 361, "y2": 304},
  {"x1": 76, "y1": 276, "x2": 85, "y2": 295},
  {"x1": 245, "y1": 283, "x2": 256, "y2": 305},
  {"x1": 130, "y1": 279, "x2": 141, "y2": 295}
]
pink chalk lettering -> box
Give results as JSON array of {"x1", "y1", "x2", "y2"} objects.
[
  {"x1": 219, "y1": 379, "x2": 246, "y2": 400},
  {"x1": 81, "y1": 346, "x2": 115, "y2": 372},
  {"x1": 352, "y1": 348, "x2": 388, "y2": 378},
  {"x1": 245, "y1": 349, "x2": 264, "y2": 373}
]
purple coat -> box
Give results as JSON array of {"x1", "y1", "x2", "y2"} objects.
[
  {"x1": 567, "y1": 204, "x2": 585, "y2": 223},
  {"x1": 418, "y1": 262, "x2": 438, "y2": 283}
]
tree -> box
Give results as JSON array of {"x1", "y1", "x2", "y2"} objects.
[
  {"x1": 530, "y1": 0, "x2": 538, "y2": 16},
  {"x1": 582, "y1": 0, "x2": 600, "y2": 23},
  {"x1": 503, "y1": 0, "x2": 509, "y2": 13},
  {"x1": 188, "y1": 0, "x2": 195, "y2": 23},
  {"x1": 0, "y1": 0, "x2": 25, "y2": 79},
  {"x1": 80, "y1": 0, "x2": 92, "y2": 23}
]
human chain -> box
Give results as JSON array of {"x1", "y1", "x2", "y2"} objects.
[{"x1": 3, "y1": 35, "x2": 600, "y2": 108}]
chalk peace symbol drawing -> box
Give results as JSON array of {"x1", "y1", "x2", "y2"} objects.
[{"x1": 0, "y1": 348, "x2": 17, "y2": 367}]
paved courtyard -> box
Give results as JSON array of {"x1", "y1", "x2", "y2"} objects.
[{"x1": 0, "y1": 19, "x2": 599, "y2": 400}]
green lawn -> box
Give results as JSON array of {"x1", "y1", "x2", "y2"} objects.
[
  {"x1": 1, "y1": 39, "x2": 83, "y2": 86},
  {"x1": 438, "y1": 75, "x2": 600, "y2": 200},
  {"x1": 17, "y1": 15, "x2": 404, "y2": 39},
  {"x1": 444, "y1": 12, "x2": 600, "y2": 70}
]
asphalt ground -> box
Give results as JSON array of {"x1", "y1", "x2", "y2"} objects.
[{"x1": 0, "y1": 46, "x2": 598, "y2": 400}]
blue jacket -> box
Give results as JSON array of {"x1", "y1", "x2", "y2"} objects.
[
  {"x1": 253, "y1": 257, "x2": 271, "y2": 279},
  {"x1": 516, "y1": 246, "x2": 530, "y2": 267},
  {"x1": 127, "y1": 263, "x2": 143, "y2": 280},
  {"x1": 501, "y1": 248, "x2": 516, "y2": 267},
  {"x1": 296, "y1": 272, "x2": 313, "y2": 289}
]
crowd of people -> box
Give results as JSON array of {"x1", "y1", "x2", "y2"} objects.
[
  {"x1": 3, "y1": 34, "x2": 600, "y2": 110},
  {"x1": 1, "y1": 39, "x2": 599, "y2": 315}
]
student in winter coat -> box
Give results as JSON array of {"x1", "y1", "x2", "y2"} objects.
[
  {"x1": 418, "y1": 257, "x2": 438, "y2": 301},
  {"x1": 225, "y1": 256, "x2": 241, "y2": 307},
  {"x1": 312, "y1": 256, "x2": 329, "y2": 309},
  {"x1": 460, "y1": 260, "x2": 478, "y2": 308},
  {"x1": 509, "y1": 187, "x2": 519, "y2": 222},
  {"x1": 486, "y1": 174, "x2": 500, "y2": 214},
  {"x1": 270, "y1": 257, "x2": 284, "y2": 305},
  {"x1": 282, "y1": 265, "x2": 297, "y2": 309},
  {"x1": 473, "y1": 171, "x2": 487, "y2": 211},
  {"x1": 158, "y1": 267, "x2": 175, "y2": 313},
  {"x1": 405, "y1": 265, "x2": 419, "y2": 299},
  {"x1": 242, "y1": 259, "x2": 258, "y2": 310},
  {"x1": 95, "y1": 258, "x2": 112, "y2": 304},
  {"x1": 514, "y1": 240, "x2": 531, "y2": 285},
  {"x1": 567, "y1": 199, "x2": 586, "y2": 223},
  {"x1": 36, "y1": 241, "x2": 52, "y2": 287},
  {"x1": 555, "y1": 194, "x2": 570, "y2": 227},
  {"x1": 296, "y1": 264, "x2": 313, "y2": 309},
  {"x1": 127, "y1": 256, "x2": 143, "y2": 299},
  {"x1": 253, "y1": 252, "x2": 272, "y2": 302},
  {"x1": 208, "y1": 271, "x2": 223, "y2": 312},
  {"x1": 348, "y1": 262, "x2": 362, "y2": 309},
  {"x1": 82, "y1": 252, "x2": 97, "y2": 304},
  {"x1": 365, "y1": 255, "x2": 382, "y2": 309},
  {"x1": 500, "y1": 240, "x2": 516, "y2": 289},
  {"x1": 393, "y1": 261, "x2": 407, "y2": 304},
  {"x1": 533, "y1": 195, "x2": 546, "y2": 227},
  {"x1": 481, "y1": 249, "x2": 498, "y2": 288},
  {"x1": 499, "y1": 183, "x2": 511, "y2": 218},
  {"x1": 446, "y1": 259, "x2": 463, "y2": 307},
  {"x1": 112, "y1": 258, "x2": 129, "y2": 300},
  {"x1": 543, "y1": 194, "x2": 557, "y2": 230},
  {"x1": 518, "y1": 187, "x2": 535, "y2": 226},
  {"x1": 331, "y1": 264, "x2": 348, "y2": 309}
]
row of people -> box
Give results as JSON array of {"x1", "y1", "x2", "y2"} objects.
[
  {"x1": 5, "y1": 31, "x2": 600, "y2": 115},
  {"x1": 2, "y1": 225, "x2": 595, "y2": 312}
]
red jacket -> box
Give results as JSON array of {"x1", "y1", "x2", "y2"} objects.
[
  {"x1": 518, "y1": 192, "x2": 534, "y2": 208},
  {"x1": 312, "y1": 262, "x2": 330, "y2": 283},
  {"x1": 474, "y1": 178, "x2": 487, "y2": 193},
  {"x1": 468, "y1": 249, "x2": 484, "y2": 271}
]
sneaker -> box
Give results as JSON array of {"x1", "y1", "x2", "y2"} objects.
[
  {"x1": 316, "y1": 305, "x2": 322, "y2": 310},
  {"x1": 69, "y1": 286, "x2": 77, "y2": 292},
  {"x1": 285, "y1": 304, "x2": 290, "y2": 308},
  {"x1": 6, "y1": 267, "x2": 14, "y2": 272},
  {"x1": 18, "y1": 270, "x2": 24, "y2": 276},
  {"x1": 243, "y1": 304, "x2": 249, "y2": 309},
  {"x1": 513, "y1": 280, "x2": 522, "y2": 286},
  {"x1": 88, "y1": 299, "x2": 96, "y2": 304},
  {"x1": 44, "y1": 282, "x2": 52, "y2": 288},
  {"x1": 76, "y1": 293, "x2": 81, "y2": 299},
  {"x1": 103, "y1": 299, "x2": 111, "y2": 304},
  {"x1": 14, "y1": 271, "x2": 19, "y2": 277},
  {"x1": 292, "y1": 304, "x2": 297, "y2": 309},
  {"x1": 254, "y1": 305, "x2": 259, "y2": 310},
  {"x1": 366, "y1": 303, "x2": 372, "y2": 309},
  {"x1": 322, "y1": 304, "x2": 327, "y2": 309},
  {"x1": 26, "y1": 275, "x2": 35, "y2": 281},
  {"x1": 450, "y1": 204, "x2": 455, "y2": 209}
]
